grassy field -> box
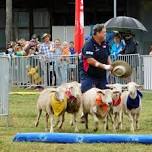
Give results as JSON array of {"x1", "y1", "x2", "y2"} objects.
[{"x1": 0, "y1": 88, "x2": 152, "y2": 152}]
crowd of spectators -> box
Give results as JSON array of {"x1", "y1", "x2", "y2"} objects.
[{"x1": 5, "y1": 33, "x2": 76, "y2": 58}]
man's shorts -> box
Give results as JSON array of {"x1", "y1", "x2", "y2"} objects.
[{"x1": 80, "y1": 75, "x2": 108, "y2": 93}]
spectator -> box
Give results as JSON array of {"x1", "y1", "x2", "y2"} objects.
[
  {"x1": 39, "y1": 33, "x2": 54, "y2": 58},
  {"x1": 110, "y1": 33, "x2": 125, "y2": 58},
  {"x1": 60, "y1": 41, "x2": 70, "y2": 83},
  {"x1": 149, "y1": 45, "x2": 152, "y2": 55},
  {"x1": 6, "y1": 41, "x2": 16, "y2": 56},
  {"x1": 24, "y1": 34, "x2": 40, "y2": 56},
  {"x1": 14, "y1": 39, "x2": 26, "y2": 56},
  {"x1": 39, "y1": 33, "x2": 55, "y2": 86},
  {"x1": 124, "y1": 33, "x2": 138, "y2": 54},
  {"x1": 53, "y1": 39, "x2": 63, "y2": 85},
  {"x1": 69, "y1": 41, "x2": 75, "y2": 55},
  {"x1": 62, "y1": 41, "x2": 70, "y2": 56}
]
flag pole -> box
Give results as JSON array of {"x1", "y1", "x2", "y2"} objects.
[
  {"x1": 74, "y1": 0, "x2": 84, "y2": 54},
  {"x1": 114, "y1": 0, "x2": 117, "y2": 17}
]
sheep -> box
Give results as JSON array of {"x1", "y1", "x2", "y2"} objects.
[
  {"x1": 106, "y1": 84, "x2": 124, "y2": 132},
  {"x1": 35, "y1": 86, "x2": 67, "y2": 132},
  {"x1": 57, "y1": 81, "x2": 82, "y2": 132},
  {"x1": 121, "y1": 82, "x2": 143, "y2": 132},
  {"x1": 82, "y1": 88, "x2": 113, "y2": 132}
]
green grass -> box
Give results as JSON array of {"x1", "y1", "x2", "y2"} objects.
[{"x1": 0, "y1": 88, "x2": 152, "y2": 152}]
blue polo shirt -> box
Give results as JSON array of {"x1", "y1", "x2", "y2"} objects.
[{"x1": 80, "y1": 37, "x2": 110, "y2": 79}]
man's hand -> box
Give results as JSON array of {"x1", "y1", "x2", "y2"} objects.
[{"x1": 103, "y1": 64, "x2": 113, "y2": 71}]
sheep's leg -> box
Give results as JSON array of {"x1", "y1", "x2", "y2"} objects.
[
  {"x1": 106, "y1": 114, "x2": 109, "y2": 130},
  {"x1": 92, "y1": 113, "x2": 99, "y2": 132},
  {"x1": 103, "y1": 115, "x2": 108, "y2": 132},
  {"x1": 128, "y1": 113, "x2": 134, "y2": 132},
  {"x1": 114, "y1": 113, "x2": 118, "y2": 131},
  {"x1": 73, "y1": 113, "x2": 79, "y2": 132},
  {"x1": 118, "y1": 111, "x2": 122, "y2": 130},
  {"x1": 84, "y1": 113, "x2": 88, "y2": 129},
  {"x1": 70, "y1": 115, "x2": 74, "y2": 126},
  {"x1": 58, "y1": 113, "x2": 65, "y2": 129},
  {"x1": 135, "y1": 113, "x2": 140, "y2": 130},
  {"x1": 53, "y1": 117, "x2": 60, "y2": 128},
  {"x1": 45, "y1": 113, "x2": 49, "y2": 132},
  {"x1": 49, "y1": 114, "x2": 54, "y2": 133},
  {"x1": 109, "y1": 112, "x2": 116, "y2": 132},
  {"x1": 35, "y1": 109, "x2": 42, "y2": 127}
]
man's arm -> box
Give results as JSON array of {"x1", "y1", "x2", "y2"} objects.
[
  {"x1": 83, "y1": 42, "x2": 112, "y2": 70},
  {"x1": 107, "y1": 56, "x2": 112, "y2": 65},
  {"x1": 87, "y1": 57, "x2": 112, "y2": 70}
]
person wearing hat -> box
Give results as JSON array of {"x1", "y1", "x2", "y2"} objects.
[
  {"x1": 39, "y1": 33, "x2": 55, "y2": 58},
  {"x1": 39, "y1": 33, "x2": 56, "y2": 86},
  {"x1": 80, "y1": 24, "x2": 112, "y2": 93}
]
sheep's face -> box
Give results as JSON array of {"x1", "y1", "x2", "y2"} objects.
[
  {"x1": 66, "y1": 83, "x2": 81, "y2": 98},
  {"x1": 106, "y1": 84, "x2": 122, "y2": 100},
  {"x1": 102, "y1": 89, "x2": 113, "y2": 105},
  {"x1": 112, "y1": 91, "x2": 121, "y2": 100},
  {"x1": 55, "y1": 87, "x2": 65, "y2": 102},
  {"x1": 127, "y1": 82, "x2": 138, "y2": 97}
]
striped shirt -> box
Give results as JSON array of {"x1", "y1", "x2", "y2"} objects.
[{"x1": 39, "y1": 41, "x2": 54, "y2": 58}]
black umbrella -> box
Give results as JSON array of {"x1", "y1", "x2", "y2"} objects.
[{"x1": 105, "y1": 16, "x2": 147, "y2": 32}]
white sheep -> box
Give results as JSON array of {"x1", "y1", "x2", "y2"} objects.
[
  {"x1": 35, "y1": 86, "x2": 67, "y2": 132},
  {"x1": 82, "y1": 88, "x2": 113, "y2": 132},
  {"x1": 57, "y1": 81, "x2": 82, "y2": 132},
  {"x1": 106, "y1": 84, "x2": 124, "y2": 131},
  {"x1": 121, "y1": 82, "x2": 143, "y2": 132}
]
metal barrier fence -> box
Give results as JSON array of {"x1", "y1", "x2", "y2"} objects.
[
  {"x1": 8, "y1": 54, "x2": 152, "y2": 90},
  {"x1": 109, "y1": 54, "x2": 141, "y2": 85},
  {"x1": 11, "y1": 55, "x2": 79, "y2": 87},
  {"x1": 0, "y1": 56, "x2": 10, "y2": 126},
  {"x1": 141, "y1": 55, "x2": 152, "y2": 90}
]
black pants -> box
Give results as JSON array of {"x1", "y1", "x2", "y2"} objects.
[{"x1": 47, "y1": 62, "x2": 56, "y2": 86}]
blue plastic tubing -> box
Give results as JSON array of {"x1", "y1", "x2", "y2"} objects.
[{"x1": 13, "y1": 133, "x2": 152, "y2": 144}]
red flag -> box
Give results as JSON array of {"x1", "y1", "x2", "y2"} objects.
[{"x1": 74, "y1": 0, "x2": 84, "y2": 54}]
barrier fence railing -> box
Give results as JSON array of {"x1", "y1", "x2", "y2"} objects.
[
  {"x1": 10, "y1": 55, "x2": 79, "y2": 87},
  {"x1": 1, "y1": 54, "x2": 152, "y2": 90},
  {"x1": 141, "y1": 55, "x2": 152, "y2": 90},
  {"x1": 110, "y1": 54, "x2": 141, "y2": 85},
  {"x1": 0, "y1": 56, "x2": 10, "y2": 126}
]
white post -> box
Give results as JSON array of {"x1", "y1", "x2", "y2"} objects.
[{"x1": 114, "y1": 0, "x2": 117, "y2": 18}]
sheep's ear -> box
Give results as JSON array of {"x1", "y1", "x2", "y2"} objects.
[
  {"x1": 135, "y1": 84, "x2": 144, "y2": 90},
  {"x1": 112, "y1": 90, "x2": 121, "y2": 94},
  {"x1": 97, "y1": 90, "x2": 105, "y2": 96},
  {"x1": 121, "y1": 84, "x2": 128, "y2": 91},
  {"x1": 106, "y1": 84, "x2": 114, "y2": 89},
  {"x1": 78, "y1": 83, "x2": 81, "y2": 88}
]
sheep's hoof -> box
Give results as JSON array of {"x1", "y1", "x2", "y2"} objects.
[
  {"x1": 130, "y1": 128, "x2": 134, "y2": 133},
  {"x1": 93, "y1": 128, "x2": 98, "y2": 132},
  {"x1": 35, "y1": 121, "x2": 39, "y2": 127},
  {"x1": 50, "y1": 129, "x2": 54, "y2": 133},
  {"x1": 113, "y1": 129, "x2": 117, "y2": 133},
  {"x1": 75, "y1": 127, "x2": 79, "y2": 133},
  {"x1": 70, "y1": 120, "x2": 74, "y2": 126},
  {"x1": 45, "y1": 128, "x2": 49, "y2": 132}
]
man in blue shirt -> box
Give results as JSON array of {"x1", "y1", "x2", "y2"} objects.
[{"x1": 80, "y1": 24, "x2": 112, "y2": 93}]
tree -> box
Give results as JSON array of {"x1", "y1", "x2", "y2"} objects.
[{"x1": 5, "y1": 0, "x2": 12, "y2": 46}]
